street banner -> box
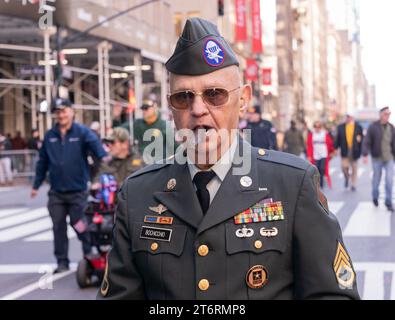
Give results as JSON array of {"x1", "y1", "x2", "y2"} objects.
[
  {"x1": 262, "y1": 68, "x2": 272, "y2": 85},
  {"x1": 235, "y1": 0, "x2": 247, "y2": 42},
  {"x1": 251, "y1": 0, "x2": 263, "y2": 53},
  {"x1": 245, "y1": 59, "x2": 259, "y2": 81}
]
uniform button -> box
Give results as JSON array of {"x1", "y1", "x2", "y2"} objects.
[
  {"x1": 151, "y1": 242, "x2": 159, "y2": 251},
  {"x1": 258, "y1": 149, "x2": 266, "y2": 156},
  {"x1": 198, "y1": 245, "x2": 209, "y2": 257},
  {"x1": 254, "y1": 240, "x2": 263, "y2": 249},
  {"x1": 198, "y1": 279, "x2": 210, "y2": 291}
]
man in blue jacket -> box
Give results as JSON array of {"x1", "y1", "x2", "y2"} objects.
[{"x1": 31, "y1": 98, "x2": 107, "y2": 273}]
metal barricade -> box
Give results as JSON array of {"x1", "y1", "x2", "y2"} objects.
[{"x1": 0, "y1": 150, "x2": 39, "y2": 178}]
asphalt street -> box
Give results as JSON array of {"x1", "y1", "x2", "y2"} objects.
[{"x1": 0, "y1": 156, "x2": 392, "y2": 300}]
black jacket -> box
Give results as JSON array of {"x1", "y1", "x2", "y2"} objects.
[
  {"x1": 335, "y1": 122, "x2": 364, "y2": 160},
  {"x1": 362, "y1": 121, "x2": 395, "y2": 158},
  {"x1": 246, "y1": 120, "x2": 277, "y2": 150}
]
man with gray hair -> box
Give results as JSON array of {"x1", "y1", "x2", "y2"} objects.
[
  {"x1": 363, "y1": 106, "x2": 395, "y2": 212},
  {"x1": 98, "y1": 18, "x2": 359, "y2": 300}
]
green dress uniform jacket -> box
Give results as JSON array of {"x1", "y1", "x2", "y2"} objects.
[
  {"x1": 98, "y1": 142, "x2": 360, "y2": 300},
  {"x1": 94, "y1": 151, "x2": 143, "y2": 185}
]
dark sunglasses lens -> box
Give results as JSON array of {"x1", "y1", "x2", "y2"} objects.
[
  {"x1": 170, "y1": 91, "x2": 194, "y2": 109},
  {"x1": 203, "y1": 88, "x2": 229, "y2": 106}
]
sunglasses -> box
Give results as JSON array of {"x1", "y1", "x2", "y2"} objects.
[{"x1": 168, "y1": 87, "x2": 240, "y2": 110}]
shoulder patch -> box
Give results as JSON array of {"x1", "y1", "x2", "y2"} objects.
[
  {"x1": 333, "y1": 241, "x2": 356, "y2": 290},
  {"x1": 127, "y1": 162, "x2": 170, "y2": 180},
  {"x1": 257, "y1": 149, "x2": 310, "y2": 171}
]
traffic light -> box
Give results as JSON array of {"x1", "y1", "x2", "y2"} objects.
[{"x1": 218, "y1": 0, "x2": 224, "y2": 16}]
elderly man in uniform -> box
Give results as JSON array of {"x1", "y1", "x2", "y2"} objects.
[{"x1": 98, "y1": 18, "x2": 360, "y2": 300}]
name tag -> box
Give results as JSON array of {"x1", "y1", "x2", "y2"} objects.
[
  {"x1": 69, "y1": 137, "x2": 80, "y2": 142},
  {"x1": 49, "y1": 138, "x2": 58, "y2": 143},
  {"x1": 140, "y1": 226, "x2": 172, "y2": 242}
]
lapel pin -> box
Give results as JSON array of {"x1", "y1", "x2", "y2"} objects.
[
  {"x1": 240, "y1": 176, "x2": 253, "y2": 188},
  {"x1": 149, "y1": 204, "x2": 168, "y2": 215},
  {"x1": 167, "y1": 178, "x2": 177, "y2": 191},
  {"x1": 258, "y1": 149, "x2": 266, "y2": 156}
]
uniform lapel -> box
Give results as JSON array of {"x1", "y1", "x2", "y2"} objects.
[
  {"x1": 197, "y1": 141, "x2": 269, "y2": 236},
  {"x1": 153, "y1": 162, "x2": 203, "y2": 229}
]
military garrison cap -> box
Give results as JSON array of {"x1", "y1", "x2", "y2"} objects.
[{"x1": 165, "y1": 17, "x2": 239, "y2": 76}]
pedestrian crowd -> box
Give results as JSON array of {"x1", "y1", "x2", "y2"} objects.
[{"x1": 242, "y1": 106, "x2": 394, "y2": 212}]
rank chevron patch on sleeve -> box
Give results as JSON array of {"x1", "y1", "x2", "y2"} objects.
[{"x1": 333, "y1": 241, "x2": 356, "y2": 290}]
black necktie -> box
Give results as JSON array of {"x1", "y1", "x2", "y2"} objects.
[{"x1": 193, "y1": 171, "x2": 216, "y2": 214}]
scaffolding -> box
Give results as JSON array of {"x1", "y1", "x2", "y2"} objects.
[{"x1": 0, "y1": 29, "x2": 168, "y2": 140}]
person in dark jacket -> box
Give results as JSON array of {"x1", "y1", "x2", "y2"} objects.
[
  {"x1": 27, "y1": 129, "x2": 42, "y2": 151},
  {"x1": 335, "y1": 113, "x2": 364, "y2": 191},
  {"x1": 31, "y1": 98, "x2": 107, "y2": 273},
  {"x1": 27, "y1": 129, "x2": 42, "y2": 183},
  {"x1": 245, "y1": 105, "x2": 277, "y2": 150},
  {"x1": 362, "y1": 106, "x2": 395, "y2": 212}
]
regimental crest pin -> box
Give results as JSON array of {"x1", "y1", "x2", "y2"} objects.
[
  {"x1": 149, "y1": 204, "x2": 168, "y2": 215},
  {"x1": 167, "y1": 178, "x2": 177, "y2": 191}
]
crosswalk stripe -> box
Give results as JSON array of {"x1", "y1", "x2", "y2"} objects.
[
  {"x1": 353, "y1": 262, "x2": 395, "y2": 300},
  {"x1": 343, "y1": 202, "x2": 391, "y2": 237},
  {"x1": 24, "y1": 226, "x2": 76, "y2": 242},
  {"x1": 0, "y1": 187, "x2": 23, "y2": 194},
  {"x1": 358, "y1": 168, "x2": 366, "y2": 178},
  {"x1": 329, "y1": 202, "x2": 344, "y2": 216},
  {"x1": 0, "y1": 208, "x2": 28, "y2": 219},
  {"x1": 0, "y1": 208, "x2": 48, "y2": 230},
  {"x1": 0, "y1": 267, "x2": 77, "y2": 300},
  {"x1": 0, "y1": 263, "x2": 77, "y2": 274},
  {"x1": 0, "y1": 217, "x2": 52, "y2": 242}
]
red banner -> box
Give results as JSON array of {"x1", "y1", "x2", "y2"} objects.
[
  {"x1": 245, "y1": 59, "x2": 259, "y2": 81},
  {"x1": 262, "y1": 68, "x2": 272, "y2": 85},
  {"x1": 251, "y1": 0, "x2": 263, "y2": 53},
  {"x1": 235, "y1": 0, "x2": 247, "y2": 42}
]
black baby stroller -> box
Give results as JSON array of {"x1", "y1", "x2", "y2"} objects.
[{"x1": 76, "y1": 174, "x2": 117, "y2": 288}]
